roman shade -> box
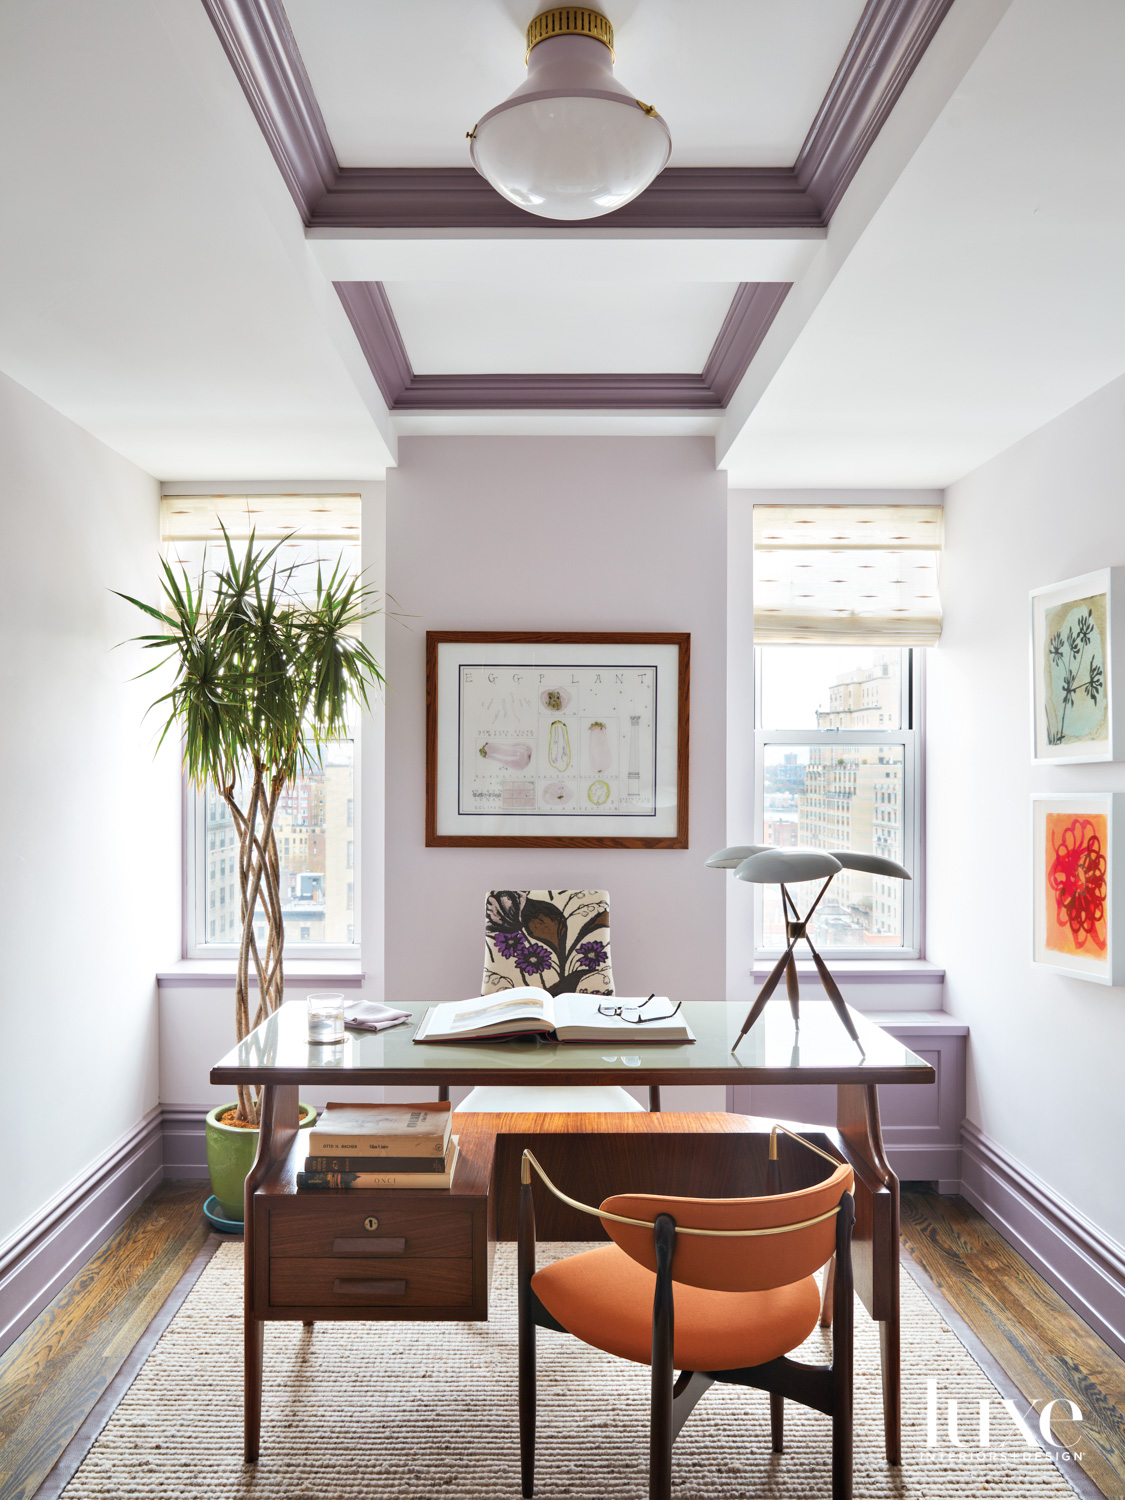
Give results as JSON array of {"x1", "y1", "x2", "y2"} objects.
[
  {"x1": 753, "y1": 504, "x2": 943, "y2": 646},
  {"x1": 160, "y1": 494, "x2": 361, "y2": 597}
]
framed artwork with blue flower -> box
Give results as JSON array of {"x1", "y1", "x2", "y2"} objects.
[
  {"x1": 426, "y1": 631, "x2": 689, "y2": 847},
  {"x1": 1031, "y1": 569, "x2": 1124, "y2": 763}
]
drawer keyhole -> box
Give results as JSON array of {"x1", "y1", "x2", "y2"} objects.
[{"x1": 363, "y1": 1216, "x2": 380, "y2": 1231}]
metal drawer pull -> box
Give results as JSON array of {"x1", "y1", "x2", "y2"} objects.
[
  {"x1": 333, "y1": 1278, "x2": 407, "y2": 1297},
  {"x1": 332, "y1": 1237, "x2": 407, "y2": 1256}
]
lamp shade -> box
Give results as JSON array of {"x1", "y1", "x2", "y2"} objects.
[
  {"x1": 468, "y1": 26, "x2": 671, "y2": 222},
  {"x1": 735, "y1": 849, "x2": 843, "y2": 885},
  {"x1": 705, "y1": 845, "x2": 771, "y2": 870},
  {"x1": 829, "y1": 851, "x2": 912, "y2": 880}
]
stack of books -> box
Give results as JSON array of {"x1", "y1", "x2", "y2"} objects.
[{"x1": 296, "y1": 1101, "x2": 458, "y2": 1191}]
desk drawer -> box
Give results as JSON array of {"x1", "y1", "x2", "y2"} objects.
[
  {"x1": 271, "y1": 1257, "x2": 473, "y2": 1308},
  {"x1": 270, "y1": 1201, "x2": 473, "y2": 1259}
]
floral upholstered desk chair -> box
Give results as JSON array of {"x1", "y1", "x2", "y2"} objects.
[{"x1": 455, "y1": 890, "x2": 655, "y2": 1114}]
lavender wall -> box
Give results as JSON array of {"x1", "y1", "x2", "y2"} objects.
[
  {"x1": 928, "y1": 373, "x2": 1125, "y2": 1245},
  {"x1": 384, "y1": 437, "x2": 728, "y2": 1037}
]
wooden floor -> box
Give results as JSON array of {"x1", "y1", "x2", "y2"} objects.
[
  {"x1": 0, "y1": 1181, "x2": 212, "y2": 1500},
  {"x1": 900, "y1": 1188, "x2": 1125, "y2": 1500},
  {"x1": 0, "y1": 1183, "x2": 1122, "y2": 1500}
]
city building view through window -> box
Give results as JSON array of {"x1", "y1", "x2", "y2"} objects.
[
  {"x1": 758, "y1": 648, "x2": 912, "y2": 952},
  {"x1": 201, "y1": 739, "x2": 356, "y2": 951}
]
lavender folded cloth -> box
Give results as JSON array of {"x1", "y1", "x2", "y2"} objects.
[{"x1": 343, "y1": 1000, "x2": 411, "y2": 1033}]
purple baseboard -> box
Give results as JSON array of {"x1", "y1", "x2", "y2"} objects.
[
  {"x1": 161, "y1": 1106, "x2": 210, "y2": 1181},
  {"x1": 0, "y1": 1109, "x2": 165, "y2": 1356},
  {"x1": 961, "y1": 1120, "x2": 1125, "y2": 1362}
]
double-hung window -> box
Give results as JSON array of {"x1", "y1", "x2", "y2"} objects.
[
  {"x1": 163, "y1": 494, "x2": 363, "y2": 961},
  {"x1": 752, "y1": 504, "x2": 943, "y2": 962}
]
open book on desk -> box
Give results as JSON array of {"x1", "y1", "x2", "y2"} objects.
[{"x1": 413, "y1": 988, "x2": 694, "y2": 1045}]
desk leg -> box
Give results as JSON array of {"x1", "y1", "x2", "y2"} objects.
[
  {"x1": 243, "y1": 1083, "x2": 298, "y2": 1463},
  {"x1": 836, "y1": 1083, "x2": 900, "y2": 1466}
]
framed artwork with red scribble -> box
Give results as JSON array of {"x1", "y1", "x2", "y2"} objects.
[{"x1": 1033, "y1": 794, "x2": 1124, "y2": 984}]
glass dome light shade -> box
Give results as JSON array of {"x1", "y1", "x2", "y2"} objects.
[{"x1": 469, "y1": 35, "x2": 671, "y2": 222}]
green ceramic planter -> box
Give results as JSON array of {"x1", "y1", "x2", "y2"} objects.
[{"x1": 205, "y1": 1101, "x2": 317, "y2": 1221}]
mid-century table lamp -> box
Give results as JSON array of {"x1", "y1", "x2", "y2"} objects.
[{"x1": 706, "y1": 844, "x2": 911, "y2": 1053}]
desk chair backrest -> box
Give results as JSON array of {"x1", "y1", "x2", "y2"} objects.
[
  {"x1": 483, "y1": 889, "x2": 613, "y2": 997},
  {"x1": 600, "y1": 1158, "x2": 853, "y2": 1293}
]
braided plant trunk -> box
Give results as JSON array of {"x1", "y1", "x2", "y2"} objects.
[{"x1": 224, "y1": 768, "x2": 287, "y2": 1126}]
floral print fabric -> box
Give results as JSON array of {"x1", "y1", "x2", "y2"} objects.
[{"x1": 482, "y1": 889, "x2": 613, "y2": 997}]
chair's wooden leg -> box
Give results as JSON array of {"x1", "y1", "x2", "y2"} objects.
[
  {"x1": 819, "y1": 1255, "x2": 836, "y2": 1327},
  {"x1": 244, "y1": 1315, "x2": 263, "y2": 1463},
  {"x1": 519, "y1": 1303, "x2": 535, "y2": 1496},
  {"x1": 302, "y1": 1321, "x2": 315, "y2": 1328},
  {"x1": 648, "y1": 1085, "x2": 661, "y2": 1112},
  {"x1": 833, "y1": 1195, "x2": 855, "y2": 1500},
  {"x1": 518, "y1": 1172, "x2": 537, "y2": 1498},
  {"x1": 769, "y1": 1392, "x2": 784, "y2": 1453},
  {"x1": 438, "y1": 1084, "x2": 450, "y2": 1103},
  {"x1": 649, "y1": 1215, "x2": 676, "y2": 1500}
]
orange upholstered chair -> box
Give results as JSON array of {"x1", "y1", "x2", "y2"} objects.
[{"x1": 517, "y1": 1127, "x2": 856, "y2": 1500}]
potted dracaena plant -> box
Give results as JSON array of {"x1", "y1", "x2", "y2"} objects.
[{"x1": 118, "y1": 528, "x2": 384, "y2": 1221}]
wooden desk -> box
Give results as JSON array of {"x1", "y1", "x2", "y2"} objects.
[{"x1": 212, "y1": 999, "x2": 934, "y2": 1466}]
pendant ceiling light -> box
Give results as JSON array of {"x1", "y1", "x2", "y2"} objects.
[{"x1": 467, "y1": 8, "x2": 671, "y2": 222}]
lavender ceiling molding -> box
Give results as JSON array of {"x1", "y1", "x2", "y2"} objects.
[
  {"x1": 203, "y1": 0, "x2": 954, "y2": 230},
  {"x1": 335, "y1": 280, "x2": 790, "y2": 411}
]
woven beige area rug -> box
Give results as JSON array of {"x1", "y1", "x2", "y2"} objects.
[{"x1": 56, "y1": 1241, "x2": 1078, "y2": 1500}]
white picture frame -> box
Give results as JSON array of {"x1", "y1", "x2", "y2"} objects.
[
  {"x1": 1032, "y1": 793, "x2": 1124, "y2": 985},
  {"x1": 1030, "y1": 567, "x2": 1123, "y2": 763}
]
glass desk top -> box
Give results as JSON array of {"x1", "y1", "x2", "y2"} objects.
[{"x1": 211, "y1": 1000, "x2": 935, "y2": 1088}]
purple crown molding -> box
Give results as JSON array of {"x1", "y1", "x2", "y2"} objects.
[
  {"x1": 334, "y1": 281, "x2": 413, "y2": 407},
  {"x1": 316, "y1": 165, "x2": 818, "y2": 231},
  {"x1": 200, "y1": 0, "x2": 337, "y2": 219},
  {"x1": 702, "y1": 282, "x2": 791, "y2": 405},
  {"x1": 795, "y1": 0, "x2": 955, "y2": 221},
  {"x1": 202, "y1": 0, "x2": 954, "y2": 230},
  {"x1": 334, "y1": 280, "x2": 790, "y2": 411}
]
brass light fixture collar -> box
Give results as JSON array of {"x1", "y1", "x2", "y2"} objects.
[{"x1": 526, "y1": 7, "x2": 615, "y2": 63}]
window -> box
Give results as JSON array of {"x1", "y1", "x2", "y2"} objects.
[
  {"x1": 171, "y1": 491, "x2": 363, "y2": 960},
  {"x1": 755, "y1": 645, "x2": 920, "y2": 957}
]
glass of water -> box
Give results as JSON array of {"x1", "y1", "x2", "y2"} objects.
[{"x1": 307, "y1": 991, "x2": 345, "y2": 1044}]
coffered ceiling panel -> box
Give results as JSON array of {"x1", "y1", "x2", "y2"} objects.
[
  {"x1": 383, "y1": 280, "x2": 739, "y2": 375},
  {"x1": 282, "y1": 0, "x2": 868, "y2": 169}
]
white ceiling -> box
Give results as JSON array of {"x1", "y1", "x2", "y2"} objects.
[
  {"x1": 0, "y1": 0, "x2": 395, "y2": 481},
  {"x1": 385, "y1": 281, "x2": 738, "y2": 374},
  {"x1": 0, "y1": 0, "x2": 1120, "y2": 489},
  {"x1": 719, "y1": 0, "x2": 1125, "y2": 487},
  {"x1": 283, "y1": 0, "x2": 866, "y2": 168}
]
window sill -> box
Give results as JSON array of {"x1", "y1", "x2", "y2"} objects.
[
  {"x1": 157, "y1": 960, "x2": 365, "y2": 989},
  {"x1": 750, "y1": 958, "x2": 944, "y2": 985}
]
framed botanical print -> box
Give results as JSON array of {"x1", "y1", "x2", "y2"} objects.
[
  {"x1": 1032, "y1": 793, "x2": 1124, "y2": 984},
  {"x1": 1030, "y1": 568, "x2": 1124, "y2": 763},
  {"x1": 425, "y1": 632, "x2": 689, "y2": 848}
]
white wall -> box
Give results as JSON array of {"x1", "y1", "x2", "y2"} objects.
[
  {"x1": 384, "y1": 436, "x2": 728, "y2": 1106},
  {"x1": 0, "y1": 370, "x2": 179, "y2": 1246},
  {"x1": 928, "y1": 373, "x2": 1125, "y2": 1243}
]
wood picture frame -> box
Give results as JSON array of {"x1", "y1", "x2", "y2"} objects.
[
  {"x1": 425, "y1": 631, "x2": 689, "y2": 848},
  {"x1": 1030, "y1": 567, "x2": 1124, "y2": 763}
]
